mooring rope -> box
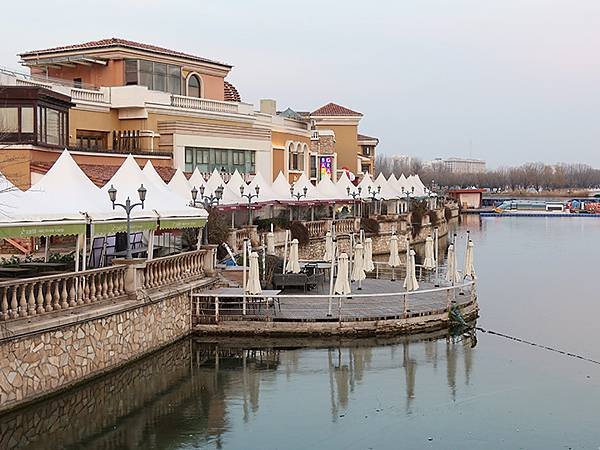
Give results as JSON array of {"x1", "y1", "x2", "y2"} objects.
[{"x1": 475, "y1": 326, "x2": 600, "y2": 366}]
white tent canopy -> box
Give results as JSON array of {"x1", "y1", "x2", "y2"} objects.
[{"x1": 168, "y1": 168, "x2": 192, "y2": 202}]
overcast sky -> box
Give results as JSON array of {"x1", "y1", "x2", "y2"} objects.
[{"x1": 2, "y1": 0, "x2": 599, "y2": 168}]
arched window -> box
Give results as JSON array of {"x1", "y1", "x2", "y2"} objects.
[{"x1": 188, "y1": 74, "x2": 201, "y2": 98}]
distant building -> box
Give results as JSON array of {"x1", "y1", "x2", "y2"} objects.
[
  {"x1": 429, "y1": 157, "x2": 486, "y2": 174},
  {"x1": 447, "y1": 188, "x2": 486, "y2": 209}
]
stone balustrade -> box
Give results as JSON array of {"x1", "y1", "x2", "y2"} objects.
[
  {"x1": 70, "y1": 87, "x2": 107, "y2": 103},
  {"x1": 171, "y1": 95, "x2": 239, "y2": 114},
  {"x1": 334, "y1": 218, "x2": 359, "y2": 235},
  {"x1": 0, "y1": 265, "x2": 128, "y2": 321},
  {"x1": 304, "y1": 220, "x2": 332, "y2": 238},
  {"x1": 143, "y1": 248, "x2": 210, "y2": 289}
]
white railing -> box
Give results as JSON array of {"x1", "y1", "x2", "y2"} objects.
[
  {"x1": 170, "y1": 95, "x2": 239, "y2": 114},
  {"x1": 0, "y1": 265, "x2": 128, "y2": 321},
  {"x1": 304, "y1": 220, "x2": 331, "y2": 238},
  {"x1": 143, "y1": 249, "x2": 208, "y2": 289},
  {"x1": 70, "y1": 87, "x2": 107, "y2": 103},
  {"x1": 334, "y1": 218, "x2": 359, "y2": 234},
  {"x1": 15, "y1": 78, "x2": 52, "y2": 89}
]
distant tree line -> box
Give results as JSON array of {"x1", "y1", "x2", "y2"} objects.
[{"x1": 375, "y1": 155, "x2": 600, "y2": 191}]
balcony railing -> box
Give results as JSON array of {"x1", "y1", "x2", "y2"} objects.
[
  {"x1": 0, "y1": 265, "x2": 127, "y2": 321},
  {"x1": 143, "y1": 249, "x2": 208, "y2": 289},
  {"x1": 170, "y1": 95, "x2": 239, "y2": 114},
  {"x1": 70, "y1": 87, "x2": 108, "y2": 103}
]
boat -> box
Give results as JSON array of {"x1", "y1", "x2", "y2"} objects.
[{"x1": 494, "y1": 200, "x2": 568, "y2": 215}]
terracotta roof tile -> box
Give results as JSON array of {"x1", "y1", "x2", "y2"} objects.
[
  {"x1": 20, "y1": 38, "x2": 232, "y2": 68},
  {"x1": 30, "y1": 161, "x2": 180, "y2": 187},
  {"x1": 311, "y1": 102, "x2": 362, "y2": 117},
  {"x1": 224, "y1": 81, "x2": 241, "y2": 102}
]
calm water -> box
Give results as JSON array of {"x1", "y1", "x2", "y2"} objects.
[{"x1": 3, "y1": 217, "x2": 600, "y2": 449}]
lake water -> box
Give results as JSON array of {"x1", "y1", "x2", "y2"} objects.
[{"x1": 3, "y1": 217, "x2": 600, "y2": 449}]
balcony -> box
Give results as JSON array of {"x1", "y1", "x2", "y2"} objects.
[{"x1": 170, "y1": 95, "x2": 240, "y2": 114}]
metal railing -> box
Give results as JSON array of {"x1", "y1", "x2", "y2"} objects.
[
  {"x1": 192, "y1": 278, "x2": 476, "y2": 325},
  {"x1": 0, "y1": 265, "x2": 128, "y2": 321}
]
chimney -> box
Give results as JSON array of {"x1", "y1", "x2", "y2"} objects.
[{"x1": 260, "y1": 99, "x2": 277, "y2": 116}]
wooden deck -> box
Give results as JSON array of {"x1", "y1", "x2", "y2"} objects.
[{"x1": 194, "y1": 278, "x2": 476, "y2": 323}]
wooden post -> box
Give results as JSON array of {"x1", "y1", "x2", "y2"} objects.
[
  {"x1": 74, "y1": 234, "x2": 81, "y2": 272},
  {"x1": 44, "y1": 237, "x2": 49, "y2": 263}
]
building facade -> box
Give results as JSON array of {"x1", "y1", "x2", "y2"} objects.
[
  {"x1": 0, "y1": 38, "x2": 377, "y2": 189},
  {"x1": 429, "y1": 157, "x2": 486, "y2": 174}
]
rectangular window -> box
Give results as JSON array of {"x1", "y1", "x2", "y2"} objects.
[
  {"x1": 46, "y1": 109, "x2": 60, "y2": 145},
  {"x1": 125, "y1": 60, "x2": 138, "y2": 85},
  {"x1": 0, "y1": 107, "x2": 19, "y2": 132},
  {"x1": 139, "y1": 60, "x2": 153, "y2": 90},
  {"x1": 153, "y1": 63, "x2": 167, "y2": 92},
  {"x1": 184, "y1": 147, "x2": 256, "y2": 174},
  {"x1": 73, "y1": 78, "x2": 82, "y2": 88},
  {"x1": 167, "y1": 65, "x2": 181, "y2": 95}
]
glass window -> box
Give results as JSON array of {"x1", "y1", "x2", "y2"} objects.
[
  {"x1": 184, "y1": 147, "x2": 256, "y2": 174},
  {"x1": 168, "y1": 65, "x2": 181, "y2": 95},
  {"x1": 0, "y1": 108, "x2": 18, "y2": 132},
  {"x1": 125, "y1": 60, "x2": 138, "y2": 85},
  {"x1": 46, "y1": 109, "x2": 60, "y2": 145},
  {"x1": 185, "y1": 148, "x2": 194, "y2": 172},
  {"x1": 139, "y1": 60, "x2": 153, "y2": 90},
  {"x1": 188, "y1": 75, "x2": 201, "y2": 98},
  {"x1": 153, "y1": 63, "x2": 166, "y2": 92}
]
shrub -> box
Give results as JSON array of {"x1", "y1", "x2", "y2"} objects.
[
  {"x1": 410, "y1": 200, "x2": 428, "y2": 237},
  {"x1": 444, "y1": 206, "x2": 453, "y2": 221},
  {"x1": 290, "y1": 221, "x2": 310, "y2": 245},
  {"x1": 428, "y1": 210, "x2": 439, "y2": 227},
  {"x1": 360, "y1": 217, "x2": 380, "y2": 234},
  {"x1": 207, "y1": 209, "x2": 232, "y2": 259}
]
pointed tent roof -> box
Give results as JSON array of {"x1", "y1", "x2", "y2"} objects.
[
  {"x1": 315, "y1": 175, "x2": 343, "y2": 202},
  {"x1": 188, "y1": 168, "x2": 206, "y2": 189},
  {"x1": 357, "y1": 172, "x2": 375, "y2": 199},
  {"x1": 226, "y1": 169, "x2": 246, "y2": 195},
  {"x1": 271, "y1": 172, "x2": 291, "y2": 199},
  {"x1": 247, "y1": 172, "x2": 279, "y2": 203},
  {"x1": 335, "y1": 171, "x2": 356, "y2": 198},
  {"x1": 374, "y1": 173, "x2": 400, "y2": 200},
  {"x1": 142, "y1": 161, "x2": 169, "y2": 189},
  {"x1": 168, "y1": 169, "x2": 192, "y2": 201},
  {"x1": 290, "y1": 173, "x2": 318, "y2": 201}
]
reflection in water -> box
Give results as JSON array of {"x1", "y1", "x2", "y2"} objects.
[{"x1": 0, "y1": 331, "x2": 477, "y2": 450}]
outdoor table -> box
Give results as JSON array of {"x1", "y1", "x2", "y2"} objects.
[{"x1": 0, "y1": 267, "x2": 35, "y2": 278}]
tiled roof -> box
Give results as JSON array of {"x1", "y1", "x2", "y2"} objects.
[
  {"x1": 19, "y1": 38, "x2": 232, "y2": 68},
  {"x1": 311, "y1": 102, "x2": 362, "y2": 117},
  {"x1": 30, "y1": 161, "x2": 179, "y2": 187},
  {"x1": 224, "y1": 81, "x2": 241, "y2": 102},
  {"x1": 358, "y1": 133, "x2": 379, "y2": 142}
]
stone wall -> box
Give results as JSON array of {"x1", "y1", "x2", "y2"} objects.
[{"x1": 0, "y1": 291, "x2": 192, "y2": 412}]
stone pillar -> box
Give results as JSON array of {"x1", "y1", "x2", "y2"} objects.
[
  {"x1": 113, "y1": 258, "x2": 147, "y2": 300},
  {"x1": 227, "y1": 228, "x2": 237, "y2": 252},
  {"x1": 201, "y1": 245, "x2": 218, "y2": 276},
  {"x1": 243, "y1": 225, "x2": 259, "y2": 247}
]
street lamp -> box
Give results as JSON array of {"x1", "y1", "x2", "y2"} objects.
[
  {"x1": 108, "y1": 184, "x2": 147, "y2": 259},
  {"x1": 191, "y1": 185, "x2": 224, "y2": 245},
  {"x1": 290, "y1": 184, "x2": 308, "y2": 220},
  {"x1": 346, "y1": 186, "x2": 362, "y2": 217},
  {"x1": 367, "y1": 185, "x2": 381, "y2": 215},
  {"x1": 240, "y1": 185, "x2": 260, "y2": 225}
]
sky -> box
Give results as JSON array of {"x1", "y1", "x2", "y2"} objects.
[{"x1": 2, "y1": 0, "x2": 599, "y2": 168}]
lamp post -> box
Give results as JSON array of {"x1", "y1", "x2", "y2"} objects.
[
  {"x1": 240, "y1": 185, "x2": 260, "y2": 225},
  {"x1": 191, "y1": 185, "x2": 224, "y2": 245},
  {"x1": 108, "y1": 184, "x2": 147, "y2": 259},
  {"x1": 346, "y1": 186, "x2": 362, "y2": 218},
  {"x1": 367, "y1": 185, "x2": 381, "y2": 216},
  {"x1": 290, "y1": 184, "x2": 308, "y2": 221}
]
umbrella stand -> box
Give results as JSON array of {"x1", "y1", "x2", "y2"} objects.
[
  {"x1": 327, "y1": 238, "x2": 337, "y2": 317},
  {"x1": 261, "y1": 234, "x2": 266, "y2": 284},
  {"x1": 242, "y1": 239, "x2": 247, "y2": 316},
  {"x1": 282, "y1": 230, "x2": 289, "y2": 274},
  {"x1": 434, "y1": 227, "x2": 439, "y2": 287}
]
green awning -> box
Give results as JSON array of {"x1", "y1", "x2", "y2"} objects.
[
  {"x1": 0, "y1": 222, "x2": 85, "y2": 238},
  {"x1": 159, "y1": 217, "x2": 207, "y2": 230},
  {"x1": 91, "y1": 219, "x2": 157, "y2": 236}
]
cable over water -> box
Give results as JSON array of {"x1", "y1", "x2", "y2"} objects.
[{"x1": 475, "y1": 326, "x2": 600, "y2": 366}]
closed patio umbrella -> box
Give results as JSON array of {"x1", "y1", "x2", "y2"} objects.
[
  {"x1": 323, "y1": 231, "x2": 334, "y2": 262},
  {"x1": 286, "y1": 238, "x2": 301, "y2": 274},
  {"x1": 445, "y1": 244, "x2": 460, "y2": 284},
  {"x1": 404, "y1": 249, "x2": 419, "y2": 291},
  {"x1": 351, "y1": 243, "x2": 366, "y2": 289},
  {"x1": 363, "y1": 237, "x2": 375, "y2": 272},
  {"x1": 266, "y1": 231, "x2": 276, "y2": 255},
  {"x1": 423, "y1": 235, "x2": 435, "y2": 270},
  {"x1": 246, "y1": 252, "x2": 262, "y2": 294},
  {"x1": 388, "y1": 234, "x2": 401, "y2": 281},
  {"x1": 464, "y1": 239, "x2": 476, "y2": 279},
  {"x1": 334, "y1": 253, "x2": 351, "y2": 295}
]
